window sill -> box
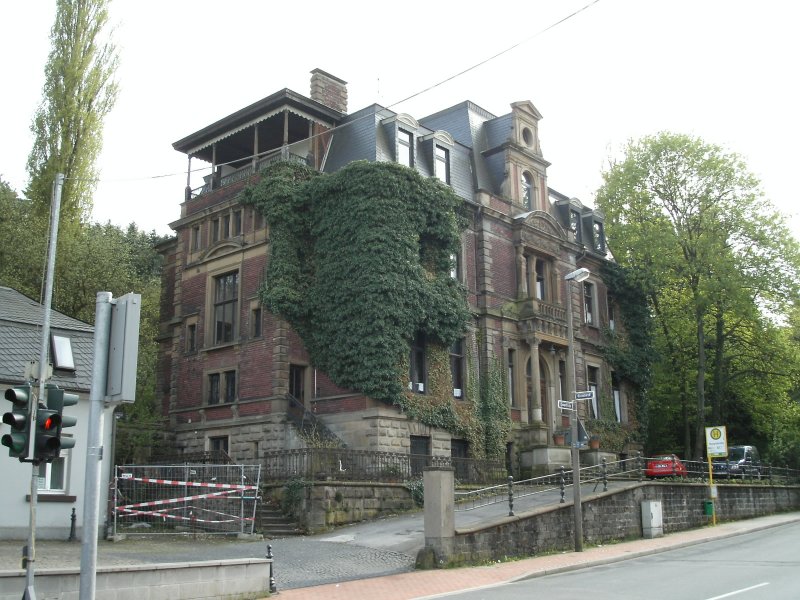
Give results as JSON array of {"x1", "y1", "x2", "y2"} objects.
[{"x1": 27, "y1": 494, "x2": 76, "y2": 503}]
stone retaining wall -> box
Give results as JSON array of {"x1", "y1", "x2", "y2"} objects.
[
  {"x1": 448, "y1": 483, "x2": 800, "y2": 565},
  {"x1": 266, "y1": 482, "x2": 416, "y2": 532}
]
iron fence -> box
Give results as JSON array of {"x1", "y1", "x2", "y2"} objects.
[
  {"x1": 113, "y1": 463, "x2": 261, "y2": 536},
  {"x1": 260, "y1": 447, "x2": 506, "y2": 486}
]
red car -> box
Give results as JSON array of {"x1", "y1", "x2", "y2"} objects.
[{"x1": 646, "y1": 454, "x2": 688, "y2": 478}]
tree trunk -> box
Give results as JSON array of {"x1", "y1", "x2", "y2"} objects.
[
  {"x1": 694, "y1": 307, "x2": 707, "y2": 460},
  {"x1": 712, "y1": 304, "x2": 725, "y2": 424}
]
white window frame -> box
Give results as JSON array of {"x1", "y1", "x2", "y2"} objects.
[{"x1": 37, "y1": 452, "x2": 68, "y2": 493}]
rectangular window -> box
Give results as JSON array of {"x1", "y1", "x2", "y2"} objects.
[
  {"x1": 535, "y1": 259, "x2": 546, "y2": 300},
  {"x1": 451, "y1": 439, "x2": 469, "y2": 480},
  {"x1": 224, "y1": 370, "x2": 236, "y2": 403},
  {"x1": 222, "y1": 214, "x2": 231, "y2": 239},
  {"x1": 211, "y1": 219, "x2": 220, "y2": 243},
  {"x1": 526, "y1": 256, "x2": 550, "y2": 301},
  {"x1": 587, "y1": 366, "x2": 599, "y2": 418},
  {"x1": 398, "y1": 129, "x2": 413, "y2": 167},
  {"x1": 289, "y1": 364, "x2": 306, "y2": 401},
  {"x1": 593, "y1": 221, "x2": 605, "y2": 254},
  {"x1": 232, "y1": 210, "x2": 242, "y2": 237},
  {"x1": 612, "y1": 372, "x2": 621, "y2": 422},
  {"x1": 192, "y1": 225, "x2": 201, "y2": 251},
  {"x1": 409, "y1": 332, "x2": 426, "y2": 393},
  {"x1": 214, "y1": 272, "x2": 239, "y2": 344},
  {"x1": 186, "y1": 323, "x2": 197, "y2": 352},
  {"x1": 450, "y1": 340, "x2": 464, "y2": 398},
  {"x1": 251, "y1": 307, "x2": 262, "y2": 338},
  {"x1": 410, "y1": 435, "x2": 431, "y2": 476},
  {"x1": 508, "y1": 349, "x2": 516, "y2": 406},
  {"x1": 37, "y1": 456, "x2": 66, "y2": 492},
  {"x1": 208, "y1": 373, "x2": 220, "y2": 405},
  {"x1": 570, "y1": 210, "x2": 582, "y2": 244},
  {"x1": 254, "y1": 209, "x2": 265, "y2": 231},
  {"x1": 450, "y1": 251, "x2": 461, "y2": 280},
  {"x1": 434, "y1": 145, "x2": 450, "y2": 184},
  {"x1": 608, "y1": 300, "x2": 616, "y2": 331},
  {"x1": 583, "y1": 282, "x2": 595, "y2": 326},
  {"x1": 209, "y1": 436, "x2": 229, "y2": 454}
]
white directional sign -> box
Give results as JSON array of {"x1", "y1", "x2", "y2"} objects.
[
  {"x1": 574, "y1": 391, "x2": 595, "y2": 400},
  {"x1": 557, "y1": 400, "x2": 575, "y2": 411}
]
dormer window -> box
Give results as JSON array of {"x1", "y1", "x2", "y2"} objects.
[
  {"x1": 521, "y1": 172, "x2": 533, "y2": 210},
  {"x1": 434, "y1": 145, "x2": 450, "y2": 184},
  {"x1": 570, "y1": 210, "x2": 582, "y2": 243},
  {"x1": 593, "y1": 221, "x2": 606, "y2": 254},
  {"x1": 398, "y1": 129, "x2": 413, "y2": 167}
]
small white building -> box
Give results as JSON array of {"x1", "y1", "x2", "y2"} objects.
[{"x1": 0, "y1": 286, "x2": 114, "y2": 540}]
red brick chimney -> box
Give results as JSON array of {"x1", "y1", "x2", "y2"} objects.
[{"x1": 310, "y1": 68, "x2": 348, "y2": 114}]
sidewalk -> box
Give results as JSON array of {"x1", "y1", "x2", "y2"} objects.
[{"x1": 274, "y1": 512, "x2": 800, "y2": 600}]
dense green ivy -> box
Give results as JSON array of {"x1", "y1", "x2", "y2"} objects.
[
  {"x1": 240, "y1": 160, "x2": 471, "y2": 409},
  {"x1": 600, "y1": 261, "x2": 654, "y2": 439}
]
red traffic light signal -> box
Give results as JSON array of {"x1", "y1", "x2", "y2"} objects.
[{"x1": 34, "y1": 408, "x2": 62, "y2": 462}]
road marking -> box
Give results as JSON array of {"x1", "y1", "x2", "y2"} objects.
[{"x1": 706, "y1": 582, "x2": 770, "y2": 600}]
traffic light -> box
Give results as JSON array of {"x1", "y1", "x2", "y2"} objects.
[
  {"x1": 34, "y1": 402, "x2": 61, "y2": 463},
  {"x1": 2, "y1": 384, "x2": 33, "y2": 460},
  {"x1": 46, "y1": 385, "x2": 77, "y2": 452}
]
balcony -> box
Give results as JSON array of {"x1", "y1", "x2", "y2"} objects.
[
  {"x1": 190, "y1": 148, "x2": 311, "y2": 199},
  {"x1": 516, "y1": 298, "x2": 568, "y2": 340}
]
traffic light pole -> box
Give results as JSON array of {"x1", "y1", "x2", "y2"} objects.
[{"x1": 22, "y1": 173, "x2": 65, "y2": 600}]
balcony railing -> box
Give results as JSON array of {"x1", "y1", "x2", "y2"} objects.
[
  {"x1": 518, "y1": 298, "x2": 568, "y2": 339},
  {"x1": 190, "y1": 149, "x2": 310, "y2": 198}
]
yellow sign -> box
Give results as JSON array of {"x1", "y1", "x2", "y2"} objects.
[{"x1": 705, "y1": 426, "x2": 728, "y2": 458}]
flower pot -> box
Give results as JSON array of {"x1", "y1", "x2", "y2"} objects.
[
  {"x1": 553, "y1": 433, "x2": 566, "y2": 446},
  {"x1": 589, "y1": 437, "x2": 600, "y2": 450}
]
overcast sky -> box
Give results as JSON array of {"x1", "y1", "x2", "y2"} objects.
[{"x1": 2, "y1": 0, "x2": 798, "y2": 239}]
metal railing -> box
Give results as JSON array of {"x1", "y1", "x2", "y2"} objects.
[
  {"x1": 455, "y1": 457, "x2": 639, "y2": 512},
  {"x1": 285, "y1": 394, "x2": 346, "y2": 448},
  {"x1": 259, "y1": 447, "x2": 506, "y2": 486},
  {"x1": 190, "y1": 150, "x2": 310, "y2": 198}
]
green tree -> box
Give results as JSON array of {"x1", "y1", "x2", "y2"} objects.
[
  {"x1": 597, "y1": 132, "x2": 800, "y2": 458},
  {"x1": 26, "y1": 0, "x2": 119, "y2": 228},
  {"x1": 0, "y1": 178, "x2": 45, "y2": 296}
]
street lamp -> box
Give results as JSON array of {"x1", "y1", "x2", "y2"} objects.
[{"x1": 565, "y1": 267, "x2": 590, "y2": 552}]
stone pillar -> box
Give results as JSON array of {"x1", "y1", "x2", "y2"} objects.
[
  {"x1": 530, "y1": 341, "x2": 542, "y2": 422},
  {"x1": 422, "y1": 466, "x2": 455, "y2": 564},
  {"x1": 515, "y1": 245, "x2": 526, "y2": 299}
]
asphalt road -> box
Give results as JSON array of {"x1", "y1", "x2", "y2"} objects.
[{"x1": 436, "y1": 520, "x2": 800, "y2": 599}]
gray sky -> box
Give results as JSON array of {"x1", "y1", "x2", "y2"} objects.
[{"x1": 2, "y1": 0, "x2": 798, "y2": 239}]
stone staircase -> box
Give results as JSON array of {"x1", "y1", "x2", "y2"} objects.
[{"x1": 257, "y1": 499, "x2": 304, "y2": 538}]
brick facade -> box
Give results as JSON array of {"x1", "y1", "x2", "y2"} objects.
[{"x1": 157, "y1": 70, "x2": 637, "y2": 473}]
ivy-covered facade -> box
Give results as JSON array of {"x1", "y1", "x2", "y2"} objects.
[{"x1": 157, "y1": 69, "x2": 643, "y2": 475}]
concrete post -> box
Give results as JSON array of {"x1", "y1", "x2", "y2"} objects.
[{"x1": 423, "y1": 466, "x2": 455, "y2": 563}]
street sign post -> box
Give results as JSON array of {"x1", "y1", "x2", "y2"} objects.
[
  {"x1": 558, "y1": 400, "x2": 575, "y2": 411},
  {"x1": 705, "y1": 425, "x2": 727, "y2": 527},
  {"x1": 574, "y1": 391, "x2": 595, "y2": 400}
]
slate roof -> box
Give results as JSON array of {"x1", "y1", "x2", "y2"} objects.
[{"x1": 0, "y1": 286, "x2": 94, "y2": 391}]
